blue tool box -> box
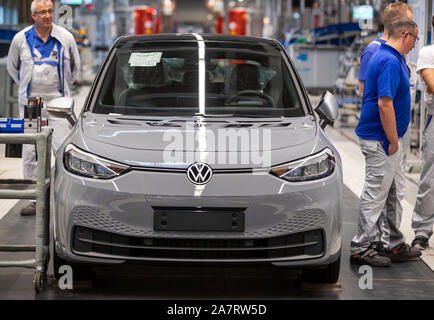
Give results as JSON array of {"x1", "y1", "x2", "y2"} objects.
[{"x1": 0, "y1": 118, "x2": 24, "y2": 133}]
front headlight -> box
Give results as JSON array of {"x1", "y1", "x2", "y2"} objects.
[
  {"x1": 270, "y1": 148, "x2": 335, "y2": 182},
  {"x1": 63, "y1": 144, "x2": 130, "y2": 179}
]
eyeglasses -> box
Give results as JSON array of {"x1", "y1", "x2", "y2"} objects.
[
  {"x1": 34, "y1": 9, "x2": 54, "y2": 16},
  {"x1": 406, "y1": 32, "x2": 419, "y2": 42}
]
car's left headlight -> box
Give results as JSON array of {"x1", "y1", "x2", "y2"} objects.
[
  {"x1": 269, "y1": 148, "x2": 335, "y2": 182},
  {"x1": 63, "y1": 144, "x2": 130, "y2": 179}
]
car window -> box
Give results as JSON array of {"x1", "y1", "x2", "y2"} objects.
[{"x1": 94, "y1": 42, "x2": 305, "y2": 118}]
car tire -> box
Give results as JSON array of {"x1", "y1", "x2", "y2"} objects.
[
  {"x1": 53, "y1": 249, "x2": 94, "y2": 281},
  {"x1": 301, "y1": 255, "x2": 341, "y2": 283}
]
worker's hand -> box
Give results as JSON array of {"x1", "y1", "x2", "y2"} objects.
[{"x1": 388, "y1": 141, "x2": 399, "y2": 156}]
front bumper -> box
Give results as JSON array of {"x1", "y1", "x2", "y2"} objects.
[{"x1": 53, "y1": 161, "x2": 342, "y2": 268}]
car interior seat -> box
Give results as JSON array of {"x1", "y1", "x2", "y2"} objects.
[
  {"x1": 117, "y1": 62, "x2": 168, "y2": 107},
  {"x1": 228, "y1": 63, "x2": 262, "y2": 93},
  {"x1": 182, "y1": 70, "x2": 199, "y2": 92}
]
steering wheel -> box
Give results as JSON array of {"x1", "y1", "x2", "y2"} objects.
[{"x1": 226, "y1": 90, "x2": 274, "y2": 108}]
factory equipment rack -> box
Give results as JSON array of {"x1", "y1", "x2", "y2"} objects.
[{"x1": 0, "y1": 127, "x2": 52, "y2": 292}]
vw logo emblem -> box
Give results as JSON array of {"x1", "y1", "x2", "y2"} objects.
[{"x1": 187, "y1": 163, "x2": 213, "y2": 185}]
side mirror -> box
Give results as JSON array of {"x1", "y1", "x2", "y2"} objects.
[
  {"x1": 315, "y1": 91, "x2": 339, "y2": 129},
  {"x1": 46, "y1": 97, "x2": 77, "y2": 127}
]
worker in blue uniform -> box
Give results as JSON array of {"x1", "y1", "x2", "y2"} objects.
[
  {"x1": 7, "y1": 0, "x2": 80, "y2": 215},
  {"x1": 351, "y1": 19, "x2": 421, "y2": 267},
  {"x1": 357, "y1": 2, "x2": 415, "y2": 259}
]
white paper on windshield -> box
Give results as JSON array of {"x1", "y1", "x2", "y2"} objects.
[{"x1": 129, "y1": 52, "x2": 162, "y2": 67}]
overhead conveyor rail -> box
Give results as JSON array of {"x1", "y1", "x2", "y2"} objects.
[{"x1": 0, "y1": 127, "x2": 52, "y2": 292}]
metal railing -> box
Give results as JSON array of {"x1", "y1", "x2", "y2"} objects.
[{"x1": 0, "y1": 127, "x2": 53, "y2": 292}]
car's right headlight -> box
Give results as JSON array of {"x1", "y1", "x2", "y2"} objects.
[
  {"x1": 63, "y1": 144, "x2": 130, "y2": 179},
  {"x1": 269, "y1": 148, "x2": 336, "y2": 182}
]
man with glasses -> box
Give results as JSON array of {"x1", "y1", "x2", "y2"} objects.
[
  {"x1": 350, "y1": 18, "x2": 421, "y2": 266},
  {"x1": 410, "y1": 16, "x2": 434, "y2": 251},
  {"x1": 7, "y1": 0, "x2": 80, "y2": 215},
  {"x1": 408, "y1": 32, "x2": 419, "y2": 42}
]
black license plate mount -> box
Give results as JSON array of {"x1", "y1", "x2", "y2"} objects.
[{"x1": 154, "y1": 209, "x2": 245, "y2": 232}]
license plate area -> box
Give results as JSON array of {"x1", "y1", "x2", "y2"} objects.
[{"x1": 154, "y1": 208, "x2": 245, "y2": 232}]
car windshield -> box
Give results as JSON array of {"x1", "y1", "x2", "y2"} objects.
[{"x1": 94, "y1": 39, "x2": 305, "y2": 118}]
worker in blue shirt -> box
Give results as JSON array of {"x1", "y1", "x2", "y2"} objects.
[
  {"x1": 350, "y1": 19, "x2": 421, "y2": 267},
  {"x1": 7, "y1": 0, "x2": 80, "y2": 215},
  {"x1": 357, "y1": 2, "x2": 414, "y2": 261}
]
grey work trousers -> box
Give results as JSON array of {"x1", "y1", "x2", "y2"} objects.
[
  {"x1": 412, "y1": 115, "x2": 434, "y2": 240},
  {"x1": 381, "y1": 128, "x2": 410, "y2": 245},
  {"x1": 351, "y1": 138, "x2": 406, "y2": 254}
]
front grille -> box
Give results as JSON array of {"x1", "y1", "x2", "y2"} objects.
[
  {"x1": 72, "y1": 226, "x2": 324, "y2": 262},
  {"x1": 72, "y1": 206, "x2": 326, "y2": 238}
]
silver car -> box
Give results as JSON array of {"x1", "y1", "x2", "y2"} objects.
[{"x1": 50, "y1": 34, "x2": 343, "y2": 283}]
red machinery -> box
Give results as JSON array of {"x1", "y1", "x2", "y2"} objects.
[
  {"x1": 134, "y1": 6, "x2": 160, "y2": 35},
  {"x1": 228, "y1": 8, "x2": 247, "y2": 35},
  {"x1": 216, "y1": 15, "x2": 224, "y2": 34}
]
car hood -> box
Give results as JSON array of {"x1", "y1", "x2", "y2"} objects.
[{"x1": 81, "y1": 113, "x2": 317, "y2": 152}]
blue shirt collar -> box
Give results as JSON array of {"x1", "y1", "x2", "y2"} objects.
[
  {"x1": 25, "y1": 24, "x2": 66, "y2": 50},
  {"x1": 29, "y1": 24, "x2": 60, "y2": 43},
  {"x1": 382, "y1": 43, "x2": 405, "y2": 61},
  {"x1": 381, "y1": 43, "x2": 410, "y2": 78},
  {"x1": 25, "y1": 25, "x2": 61, "y2": 60}
]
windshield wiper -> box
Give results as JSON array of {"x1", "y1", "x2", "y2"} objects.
[{"x1": 195, "y1": 113, "x2": 279, "y2": 119}]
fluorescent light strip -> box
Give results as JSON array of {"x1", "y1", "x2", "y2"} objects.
[{"x1": 192, "y1": 33, "x2": 206, "y2": 115}]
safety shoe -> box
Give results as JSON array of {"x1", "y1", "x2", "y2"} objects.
[
  {"x1": 381, "y1": 243, "x2": 422, "y2": 262},
  {"x1": 21, "y1": 202, "x2": 36, "y2": 216},
  {"x1": 350, "y1": 246, "x2": 392, "y2": 267},
  {"x1": 411, "y1": 237, "x2": 429, "y2": 251}
]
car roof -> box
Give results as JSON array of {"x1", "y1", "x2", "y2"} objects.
[{"x1": 115, "y1": 33, "x2": 280, "y2": 48}]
